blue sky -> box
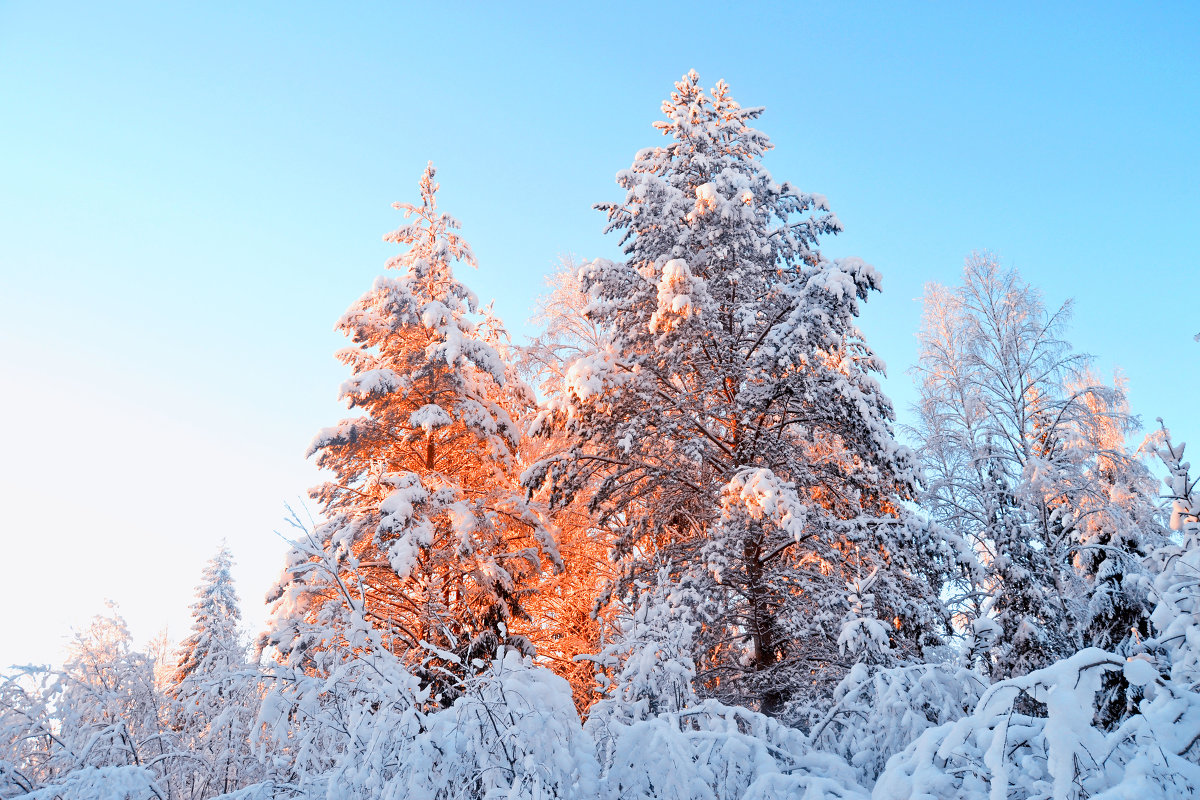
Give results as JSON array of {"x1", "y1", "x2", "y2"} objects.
[{"x1": 1, "y1": 2, "x2": 1196, "y2": 666}]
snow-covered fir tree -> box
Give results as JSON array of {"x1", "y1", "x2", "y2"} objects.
[
  {"x1": 266, "y1": 163, "x2": 560, "y2": 698},
  {"x1": 526, "y1": 72, "x2": 952, "y2": 720},
  {"x1": 169, "y1": 545, "x2": 261, "y2": 799},
  {"x1": 173, "y1": 545, "x2": 243, "y2": 688}
]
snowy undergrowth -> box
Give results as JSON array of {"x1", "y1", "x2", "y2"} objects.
[
  {"x1": 811, "y1": 661, "x2": 987, "y2": 785},
  {"x1": 253, "y1": 635, "x2": 870, "y2": 800},
  {"x1": 874, "y1": 648, "x2": 1200, "y2": 800},
  {"x1": 21, "y1": 766, "x2": 163, "y2": 800},
  {"x1": 589, "y1": 699, "x2": 868, "y2": 800},
  {"x1": 397, "y1": 652, "x2": 598, "y2": 800},
  {"x1": 254, "y1": 646, "x2": 596, "y2": 800}
]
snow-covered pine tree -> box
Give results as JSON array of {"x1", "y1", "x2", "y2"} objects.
[
  {"x1": 913, "y1": 254, "x2": 1163, "y2": 681},
  {"x1": 169, "y1": 545, "x2": 261, "y2": 799},
  {"x1": 267, "y1": 164, "x2": 559, "y2": 698},
  {"x1": 525, "y1": 72, "x2": 951, "y2": 719}
]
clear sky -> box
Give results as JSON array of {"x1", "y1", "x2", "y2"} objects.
[{"x1": 1, "y1": 2, "x2": 1196, "y2": 668}]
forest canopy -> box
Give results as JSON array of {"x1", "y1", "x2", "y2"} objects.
[{"x1": 3, "y1": 72, "x2": 1198, "y2": 800}]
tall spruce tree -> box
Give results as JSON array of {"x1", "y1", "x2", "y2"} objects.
[
  {"x1": 526, "y1": 72, "x2": 951, "y2": 719},
  {"x1": 267, "y1": 164, "x2": 559, "y2": 696}
]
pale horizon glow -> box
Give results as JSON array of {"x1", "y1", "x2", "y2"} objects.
[{"x1": 0, "y1": 1, "x2": 1197, "y2": 668}]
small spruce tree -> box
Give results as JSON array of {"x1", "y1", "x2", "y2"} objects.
[{"x1": 170, "y1": 544, "x2": 260, "y2": 799}]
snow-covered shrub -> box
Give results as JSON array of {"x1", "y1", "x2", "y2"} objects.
[
  {"x1": 21, "y1": 765, "x2": 163, "y2": 800},
  {"x1": 254, "y1": 532, "x2": 429, "y2": 795},
  {"x1": 594, "y1": 699, "x2": 868, "y2": 800},
  {"x1": 394, "y1": 651, "x2": 598, "y2": 800},
  {"x1": 257, "y1": 644, "x2": 595, "y2": 799},
  {"x1": 811, "y1": 661, "x2": 986, "y2": 784},
  {"x1": 582, "y1": 571, "x2": 869, "y2": 799},
  {"x1": 0, "y1": 609, "x2": 182, "y2": 799},
  {"x1": 258, "y1": 522, "x2": 596, "y2": 800},
  {"x1": 0, "y1": 666, "x2": 60, "y2": 798},
  {"x1": 874, "y1": 648, "x2": 1200, "y2": 800}
]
